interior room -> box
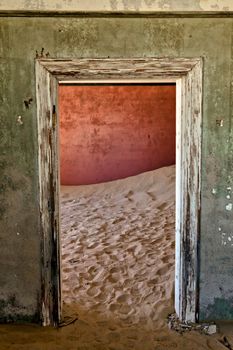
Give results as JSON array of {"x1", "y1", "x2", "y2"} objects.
[{"x1": 59, "y1": 84, "x2": 176, "y2": 343}]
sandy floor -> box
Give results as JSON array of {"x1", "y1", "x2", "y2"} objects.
[
  {"x1": 61, "y1": 165, "x2": 176, "y2": 331},
  {"x1": 0, "y1": 165, "x2": 230, "y2": 349}
]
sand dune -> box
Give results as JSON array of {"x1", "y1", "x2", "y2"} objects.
[
  {"x1": 61, "y1": 165, "x2": 176, "y2": 336},
  {"x1": 0, "y1": 165, "x2": 228, "y2": 350}
]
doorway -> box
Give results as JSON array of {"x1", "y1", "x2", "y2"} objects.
[
  {"x1": 36, "y1": 58, "x2": 202, "y2": 326},
  {"x1": 59, "y1": 83, "x2": 176, "y2": 332}
]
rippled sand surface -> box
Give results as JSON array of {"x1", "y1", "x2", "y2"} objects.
[{"x1": 0, "y1": 165, "x2": 227, "y2": 350}]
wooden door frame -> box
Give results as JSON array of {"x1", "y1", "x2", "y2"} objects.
[{"x1": 36, "y1": 57, "x2": 203, "y2": 326}]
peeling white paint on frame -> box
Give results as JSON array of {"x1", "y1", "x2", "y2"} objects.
[{"x1": 36, "y1": 57, "x2": 203, "y2": 325}]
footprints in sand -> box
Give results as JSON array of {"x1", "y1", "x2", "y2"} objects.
[
  {"x1": 60, "y1": 165, "x2": 175, "y2": 334},
  {"x1": 147, "y1": 191, "x2": 156, "y2": 201},
  {"x1": 5, "y1": 169, "x2": 217, "y2": 350},
  {"x1": 125, "y1": 190, "x2": 134, "y2": 202}
]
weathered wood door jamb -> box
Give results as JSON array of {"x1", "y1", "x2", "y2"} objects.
[{"x1": 36, "y1": 57, "x2": 203, "y2": 326}]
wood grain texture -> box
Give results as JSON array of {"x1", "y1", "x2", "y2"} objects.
[
  {"x1": 36, "y1": 62, "x2": 61, "y2": 326},
  {"x1": 176, "y1": 60, "x2": 202, "y2": 322},
  {"x1": 39, "y1": 58, "x2": 200, "y2": 80},
  {"x1": 36, "y1": 57, "x2": 202, "y2": 325}
]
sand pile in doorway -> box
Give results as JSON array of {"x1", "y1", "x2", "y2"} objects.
[
  {"x1": 0, "y1": 165, "x2": 226, "y2": 350},
  {"x1": 56, "y1": 165, "x2": 224, "y2": 350},
  {"x1": 61, "y1": 165, "x2": 176, "y2": 334}
]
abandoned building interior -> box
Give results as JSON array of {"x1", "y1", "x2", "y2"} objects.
[
  {"x1": 59, "y1": 83, "x2": 176, "y2": 336},
  {"x1": 0, "y1": 1, "x2": 233, "y2": 349}
]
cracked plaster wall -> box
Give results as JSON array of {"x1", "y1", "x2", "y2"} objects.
[{"x1": 0, "y1": 10, "x2": 233, "y2": 322}]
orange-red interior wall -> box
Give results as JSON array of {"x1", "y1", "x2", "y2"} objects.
[{"x1": 59, "y1": 85, "x2": 176, "y2": 185}]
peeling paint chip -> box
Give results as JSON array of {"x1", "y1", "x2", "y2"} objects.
[
  {"x1": 216, "y1": 119, "x2": 224, "y2": 127},
  {"x1": 17, "y1": 116, "x2": 23, "y2": 125},
  {"x1": 226, "y1": 203, "x2": 233, "y2": 211}
]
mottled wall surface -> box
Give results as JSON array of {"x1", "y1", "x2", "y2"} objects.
[
  {"x1": 1, "y1": 0, "x2": 233, "y2": 12},
  {"x1": 0, "y1": 15, "x2": 233, "y2": 322},
  {"x1": 59, "y1": 85, "x2": 176, "y2": 185}
]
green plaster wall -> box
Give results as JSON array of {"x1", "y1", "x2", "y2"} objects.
[{"x1": 0, "y1": 16, "x2": 233, "y2": 322}]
